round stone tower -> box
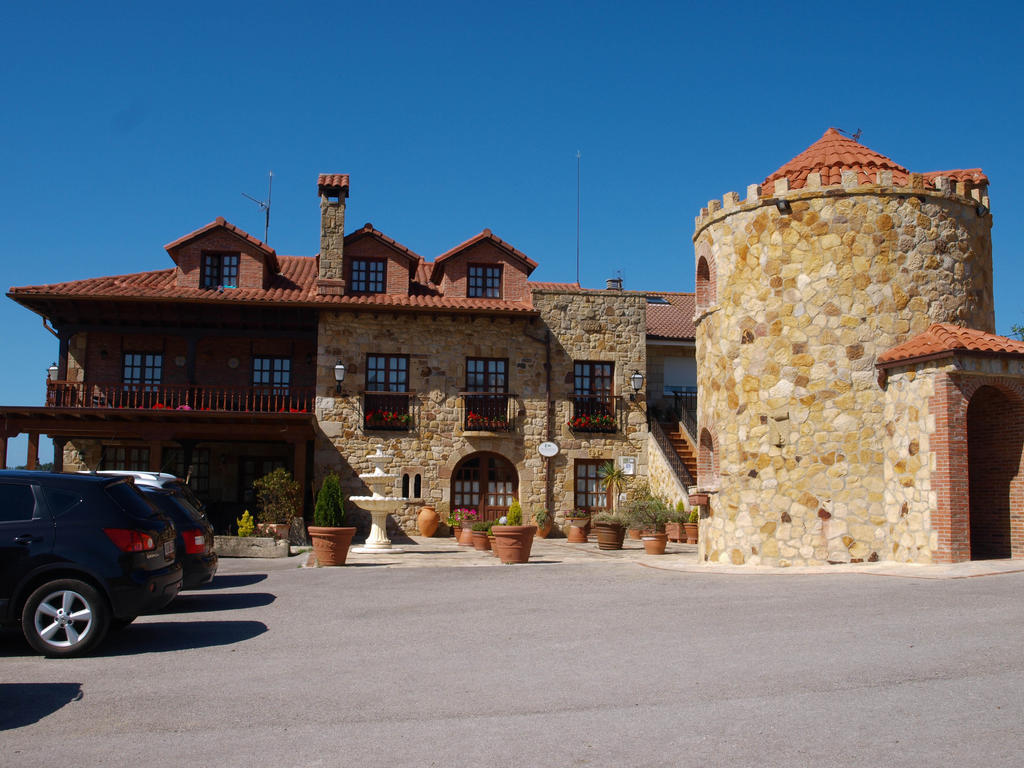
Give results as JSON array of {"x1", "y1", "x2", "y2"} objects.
[{"x1": 693, "y1": 128, "x2": 994, "y2": 566}]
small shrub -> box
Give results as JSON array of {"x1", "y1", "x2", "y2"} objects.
[
  {"x1": 533, "y1": 508, "x2": 551, "y2": 526},
  {"x1": 594, "y1": 512, "x2": 624, "y2": 526},
  {"x1": 236, "y1": 510, "x2": 255, "y2": 537},
  {"x1": 506, "y1": 498, "x2": 523, "y2": 526},
  {"x1": 254, "y1": 467, "x2": 302, "y2": 524},
  {"x1": 688, "y1": 508, "x2": 699, "y2": 524},
  {"x1": 314, "y1": 473, "x2": 346, "y2": 527},
  {"x1": 471, "y1": 520, "x2": 490, "y2": 532}
]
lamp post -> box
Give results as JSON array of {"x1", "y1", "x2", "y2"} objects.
[{"x1": 47, "y1": 362, "x2": 59, "y2": 382}]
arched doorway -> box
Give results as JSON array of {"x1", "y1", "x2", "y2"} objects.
[
  {"x1": 451, "y1": 453, "x2": 518, "y2": 522},
  {"x1": 967, "y1": 385, "x2": 1024, "y2": 559}
]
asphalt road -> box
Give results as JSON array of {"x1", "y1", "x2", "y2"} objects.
[{"x1": 3, "y1": 556, "x2": 1024, "y2": 767}]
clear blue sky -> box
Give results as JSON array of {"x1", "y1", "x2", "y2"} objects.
[{"x1": 2, "y1": 1, "x2": 1022, "y2": 465}]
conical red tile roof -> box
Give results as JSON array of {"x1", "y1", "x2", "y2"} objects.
[
  {"x1": 877, "y1": 323, "x2": 1024, "y2": 367},
  {"x1": 763, "y1": 128, "x2": 910, "y2": 194}
]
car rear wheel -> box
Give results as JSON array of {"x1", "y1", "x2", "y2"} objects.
[{"x1": 21, "y1": 579, "x2": 110, "y2": 658}]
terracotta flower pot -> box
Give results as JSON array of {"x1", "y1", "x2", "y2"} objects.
[
  {"x1": 491, "y1": 525, "x2": 537, "y2": 564},
  {"x1": 471, "y1": 530, "x2": 491, "y2": 551},
  {"x1": 594, "y1": 522, "x2": 626, "y2": 550},
  {"x1": 452, "y1": 525, "x2": 462, "y2": 541},
  {"x1": 567, "y1": 524, "x2": 588, "y2": 543},
  {"x1": 308, "y1": 526, "x2": 357, "y2": 566},
  {"x1": 642, "y1": 533, "x2": 668, "y2": 555},
  {"x1": 627, "y1": 527, "x2": 643, "y2": 540},
  {"x1": 665, "y1": 522, "x2": 683, "y2": 543},
  {"x1": 534, "y1": 518, "x2": 553, "y2": 538},
  {"x1": 458, "y1": 526, "x2": 476, "y2": 546},
  {"x1": 487, "y1": 533, "x2": 499, "y2": 556},
  {"x1": 684, "y1": 522, "x2": 699, "y2": 544},
  {"x1": 417, "y1": 506, "x2": 439, "y2": 537}
]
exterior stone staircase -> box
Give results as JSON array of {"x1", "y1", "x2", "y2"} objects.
[{"x1": 660, "y1": 421, "x2": 698, "y2": 484}]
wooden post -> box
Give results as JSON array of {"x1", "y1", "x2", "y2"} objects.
[
  {"x1": 53, "y1": 438, "x2": 66, "y2": 473},
  {"x1": 149, "y1": 441, "x2": 163, "y2": 472},
  {"x1": 293, "y1": 439, "x2": 308, "y2": 517},
  {"x1": 0, "y1": 435, "x2": 7, "y2": 470},
  {"x1": 26, "y1": 433, "x2": 39, "y2": 470}
]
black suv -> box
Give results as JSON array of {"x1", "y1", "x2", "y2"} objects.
[
  {"x1": 137, "y1": 486, "x2": 218, "y2": 588},
  {"x1": 0, "y1": 471, "x2": 182, "y2": 657}
]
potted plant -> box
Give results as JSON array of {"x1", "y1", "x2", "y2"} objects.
[
  {"x1": 308, "y1": 473, "x2": 357, "y2": 566},
  {"x1": 470, "y1": 520, "x2": 492, "y2": 551},
  {"x1": 532, "y1": 508, "x2": 553, "y2": 539},
  {"x1": 564, "y1": 508, "x2": 591, "y2": 541},
  {"x1": 492, "y1": 498, "x2": 536, "y2": 564},
  {"x1": 593, "y1": 512, "x2": 626, "y2": 550},
  {"x1": 684, "y1": 507, "x2": 700, "y2": 545},
  {"x1": 253, "y1": 467, "x2": 302, "y2": 541},
  {"x1": 455, "y1": 508, "x2": 478, "y2": 545},
  {"x1": 624, "y1": 496, "x2": 670, "y2": 555},
  {"x1": 665, "y1": 501, "x2": 687, "y2": 543},
  {"x1": 446, "y1": 509, "x2": 461, "y2": 540}
]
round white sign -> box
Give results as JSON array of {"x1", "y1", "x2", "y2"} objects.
[{"x1": 538, "y1": 441, "x2": 559, "y2": 457}]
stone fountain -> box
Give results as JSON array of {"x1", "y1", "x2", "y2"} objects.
[{"x1": 350, "y1": 445, "x2": 407, "y2": 554}]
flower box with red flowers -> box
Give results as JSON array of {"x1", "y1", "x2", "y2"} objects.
[
  {"x1": 364, "y1": 408, "x2": 412, "y2": 430},
  {"x1": 567, "y1": 412, "x2": 616, "y2": 432}
]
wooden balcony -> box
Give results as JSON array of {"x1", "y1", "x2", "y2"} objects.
[
  {"x1": 45, "y1": 380, "x2": 314, "y2": 414},
  {"x1": 568, "y1": 394, "x2": 618, "y2": 433},
  {"x1": 460, "y1": 392, "x2": 515, "y2": 432},
  {"x1": 362, "y1": 391, "x2": 415, "y2": 431}
]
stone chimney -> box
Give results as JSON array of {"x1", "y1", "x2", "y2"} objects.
[
  {"x1": 316, "y1": 174, "x2": 350, "y2": 295},
  {"x1": 606, "y1": 277, "x2": 623, "y2": 290}
]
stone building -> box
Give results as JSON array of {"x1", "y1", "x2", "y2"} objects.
[
  {"x1": 692, "y1": 128, "x2": 1024, "y2": 565},
  {"x1": 3, "y1": 174, "x2": 698, "y2": 532}
]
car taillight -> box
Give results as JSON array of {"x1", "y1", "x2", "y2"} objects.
[
  {"x1": 104, "y1": 528, "x2": 156, "y2": 552},
  {"x1": 182, "y1": 529, "x2": 207, "y2": 554}
]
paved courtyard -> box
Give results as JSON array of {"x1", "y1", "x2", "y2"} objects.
[{"x1": 3, "y1": 541, "x2": 1024, "y2": 767}]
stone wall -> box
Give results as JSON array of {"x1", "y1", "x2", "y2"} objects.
[
  {"x1": 314, "y1": 288, "x2": 648, "y2": 531},
  {"x1": 694, "y1": 178, "x2": 993, "y2": 566},
  {"x1": 647, "y1": 433, "x2": 689, "y2": 509}
]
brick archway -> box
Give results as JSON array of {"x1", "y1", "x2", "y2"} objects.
[
  {"x1": 698, "y1": 427, "x2": 719, "y2": 491},
  {"x1": 967, "y1": 385, "x2": 1024, "y2": 559}
]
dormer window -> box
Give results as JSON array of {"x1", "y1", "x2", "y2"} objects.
[
  {"x1": 468, "y1": 264, "x2": 502, "y2": 298},
  {"x1": 351, "y1": 258, "x2": 386, "y2": 293},
  {"x1": 202, "y1": 252, "x2": 239, "y2": 289}
]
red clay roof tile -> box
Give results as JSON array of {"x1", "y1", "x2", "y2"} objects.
[
  {"x1": 763, "y1": 128, "x2": 909, "y2": 195},
  {"x1": 877, "y1": 323, "x2": 1024, "y2": 367},
  {"x1": 317, "y1": 174, "x2": 350, "y2": 197},
  {"x1": 761, "y1": 129, "x2": 990, "y2": 196},
  {"x1": 430, "y1": 229, "x2": 539, "y2": 284},
  {"x1": 646, "y1": 293, "x2": 696, "y2": 340},
  {"x1": 163, "y1": 217, "x2": 279, "y2": 272}
]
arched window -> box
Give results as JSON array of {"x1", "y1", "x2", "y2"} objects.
[
  {"x1": 414, "y1": 474, "x2": 422, "y2": 498},
  {"x1": 696, "y1": 256, "x2": 712, "y2": 309},
  {"x1": 401, "y1": 473, "x2": 410, "y2": 498},
  {"x1": 698, "y1": 428, "x2": 719, "y2": 490}
]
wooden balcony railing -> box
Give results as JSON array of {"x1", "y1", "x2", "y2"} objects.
[
  {"x1": 362, "y1": 391, "x2": 415, "y2": 431},
  {"x1": 460, "y1": 392, "x2": 515, "y2": 432},
  {"x1": 568, "y1": 394, "x2": 618, "y2": 433},
  {"x1": 46, "y1": 380, "x2": 314, "y2": 414}
]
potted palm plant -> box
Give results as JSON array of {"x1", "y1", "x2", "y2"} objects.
[
  {"x1": 308, "y1": 473, "x2": 357, "y2": 566},
  {"x1": 492, "y1": 498, "x2": 536, "y2": 564},
  {"x1": 597, "y1": 460, "x2": 628, "y2": 513}
]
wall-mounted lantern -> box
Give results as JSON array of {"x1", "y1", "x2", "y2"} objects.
[
  {"x1": 334, "y1": 361, "x2": 347, "y2": 394},
  {"x1": 47, "y1": 362, "x2": 59, "y2": 382}
]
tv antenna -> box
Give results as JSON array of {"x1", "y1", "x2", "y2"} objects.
[
  {"x1": 242, "y1": 171, "x2": 273, "y2": 243},
  {"x1": 576, "y1": 150, "x2": 581, "y2": 286},
  {"x1": 838, "y1": 127, "x2": 863, "y2": 142}
]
